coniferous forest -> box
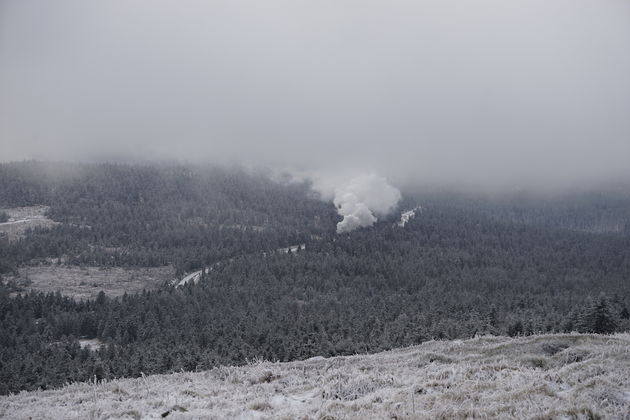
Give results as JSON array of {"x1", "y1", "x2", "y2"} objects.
[{"x1": 1, "y1": 161, "x2": 629, "y2": 395}]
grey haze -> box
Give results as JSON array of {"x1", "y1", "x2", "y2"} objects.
[{"x1": 1, "y1": 0, "x2": 629, "y2": 188}]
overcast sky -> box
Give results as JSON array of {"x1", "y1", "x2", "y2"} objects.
[{"x1": 1, "y1": 0, "x2": 629, "y2": 187}]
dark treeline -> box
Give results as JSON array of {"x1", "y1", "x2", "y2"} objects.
[
  {"x1": 0, "y1": 161, "x2": 337, "y2": 275},
  {"x1": 404, "y1": 185, "x2": 630, "y2": 236},
  {"x1": 1, "y1": 206, "x2": 629, "y2": 394}
]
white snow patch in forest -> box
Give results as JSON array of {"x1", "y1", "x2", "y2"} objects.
[
  {"x1": 78, "y1": 338, "x2": 104, "y2": 351},
  {"x1": 0, "y1": 206, "x2": 59, "y2": 241},
  {"x1": 175, "y1": 244, "x2": 305, "y2": 287},
  {"x1": 175, "y1": 271, "x2": 202, "y2": 287},
  {"x1": 277, "y1": 244, "x2": 306, "y2": 254},
  {"x1": 397, "y1": 206, "x2": 421, "y2": 227},
  {"x1": 2, "y1": 333, "x2": 630, "y2": 419}
]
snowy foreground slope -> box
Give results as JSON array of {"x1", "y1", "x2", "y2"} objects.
[{"x1": 2, "y1": 334, "x2": 629, "y2": 420}]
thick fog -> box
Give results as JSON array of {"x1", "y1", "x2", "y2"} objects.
[{"x1": 1, "y1": 0, "x2": 629, "y2": 188}]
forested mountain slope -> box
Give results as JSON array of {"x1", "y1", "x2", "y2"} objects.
[
  {"x1": 1, "y1": 162, "x2": 629, "y2": 395},
  {"x1": 406, "y1": 185, "x2": 630, "y2": 236},
  {"x1": 0, "y1": 162, "x2": 336, "y2": 274},
  {"x1": 1, "y1": 205, "x2": 629, "y2": 394}
]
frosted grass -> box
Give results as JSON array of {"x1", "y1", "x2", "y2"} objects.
[{"x1": 1, "y1": 333, "x2": 628, "y2": 419}]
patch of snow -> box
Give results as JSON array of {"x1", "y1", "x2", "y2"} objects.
[
  {"x1": 0, "y1": 206, "x2": 59, "y2": 241},
  {"x1": 277, "y1": 244, "x2": 306, "y2": 254},
  {"x1": 397, "y1": 206, "x2": 421, "y2": 227},
  {"x1": 0, "y1": 219, "x2": 43, "y2": 226},
  {"x1": 78, "y1": 338, "x2": 104, "y2": 351},
  {"x1": 175, "y1": 270, "x2": 202, "y2": 287},
  {"x1": 175, "y1": 245, "x2": 305, "y2": 288}
]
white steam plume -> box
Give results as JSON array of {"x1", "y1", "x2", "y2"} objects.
[
  {"x1": 277, "y1": 169, "x2": 402, "y2": 233},
  {"x1": 332, "y1": 174, "x2": 401, "y2": 233}
]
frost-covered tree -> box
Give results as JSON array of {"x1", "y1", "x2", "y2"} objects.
[{"x1": 577, "y1": 296, "x2": 618, "y2": 334}]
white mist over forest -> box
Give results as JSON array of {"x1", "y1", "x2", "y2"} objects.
[{"x1": 1, "y1": 0, "x2": 629, "y2": 189}]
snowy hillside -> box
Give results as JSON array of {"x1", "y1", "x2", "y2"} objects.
[{"x1": 1, "y1": 333, "x2": 629, "y2": 419}]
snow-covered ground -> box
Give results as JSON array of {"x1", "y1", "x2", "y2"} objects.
[
  {"x1": 175, "y1": 270, "x2": 203, "y2": 287},
  {"x1": 78, "y1": 338, "x2": 105, "y2": 351},
  {"x1": 277, "y1": 243, "x2": 306, "y2": 254},
  {"x1": 175, "y1": 244, "x2": 305, "y2": 288},
  {"x1": 397, "y1": 206, "x2": 421, "y2": 227},
  {"x1": 2, "y1": 333, "x2": 629, "y2": 419},
  {"x1": 0, "y1": 205, "x2": 59, "y2": 241},
  {"x1": 7, "y1": 265, "x2": 175, "y2": 300}
]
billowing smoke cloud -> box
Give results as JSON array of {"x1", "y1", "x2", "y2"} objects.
[
  {"x1": 332, "y1": 174, "x2": 401, "y2": 233},
  {"x1": 284, "y1": 170, "x2": 403, "y2": 233}
]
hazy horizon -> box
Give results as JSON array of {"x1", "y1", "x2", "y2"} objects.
[{"x1": 1, "y1": 0, "x2": 629, "y2": 188}]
